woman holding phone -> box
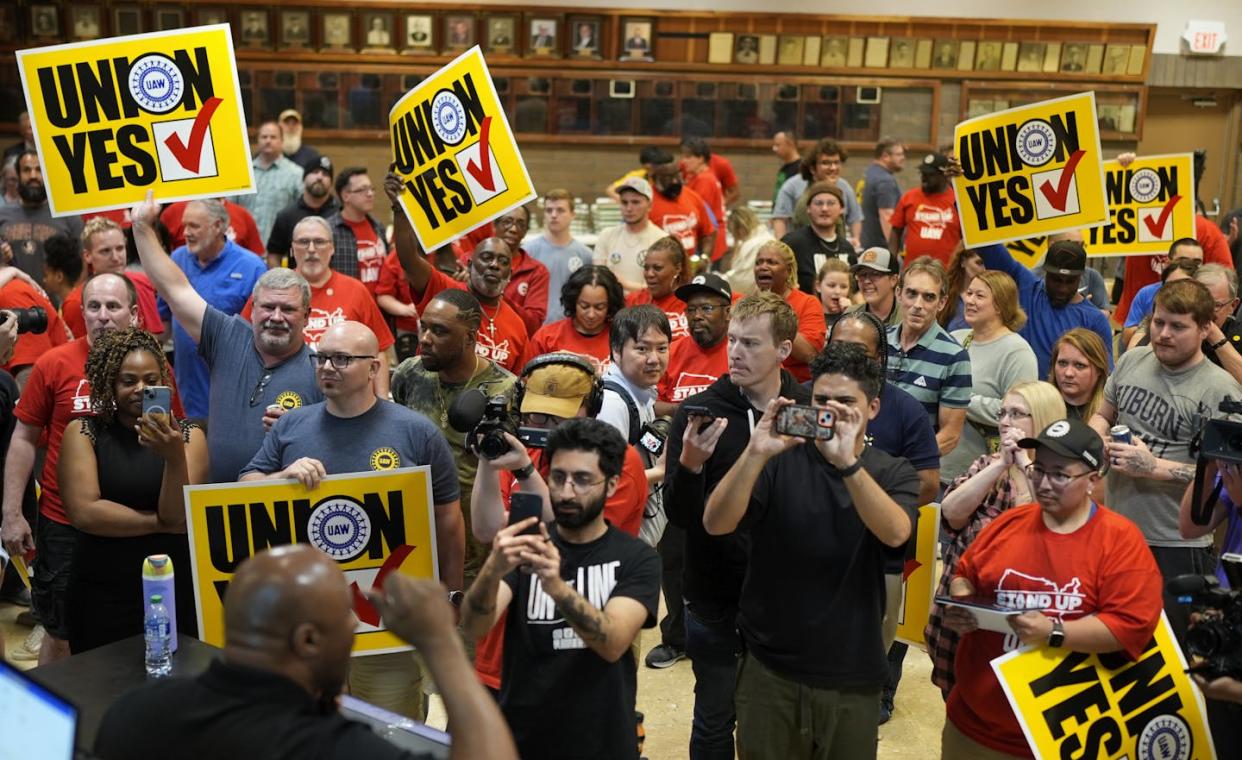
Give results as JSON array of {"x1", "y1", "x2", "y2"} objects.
[{"x1": 59, "y1": 327, "x2": 207, "y2": 653}]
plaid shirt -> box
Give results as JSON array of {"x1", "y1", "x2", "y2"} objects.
[
  {"x1": 925, "y1": 453, "x2": 1023, "y2": 697},
  {"x1": 327, "y1": 212, "x2": 387, "y2": 283},
  {"x1": 234, "y1": 156, "x2": 302, "y2": 246}
]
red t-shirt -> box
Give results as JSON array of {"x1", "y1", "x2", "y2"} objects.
[
  {"x1": 1114, "y1": 214, "x2": 1231, "y2": 326},
  {"x1": 710, "y1": 153, "x2": 739, "y2": 194},
  {"x1": 474, "y1": 446, "x2": 647, "y2": 688},
  {"x1": 659, "y1": 335, "x2": 728, "y2": 403},
  {"x1": 687, "y1": 170, "x2": 728, "y2": 262},
  {"x1": 344, "y1": 217, "x2": 385, "y2": 295},
  {"x1": 523, "y1": 318, "x2": 611, "y2": 375},
  {"x1": 62, "y1": 272, "x2": 164, "y2": 339},
  {"x1": 242, "y1": 271, "x2": 395, "y2": 352},
  {"x1": 375, "y1": 252, "x2": 419, "y2": 333},
  {"x1": 782, "y1": 287, "x2": 827, "y2": 382},
  {"x1": 626, "y1": 289, "x2": 689, "y2": 341},
  {"x1": 1, "y1": 280, "x2": 69, "y2": 372},
  {"x1": 416, "y1": 268, "x2": 528, "y2": 373},
  {"x1": 946, "y1": 503, "x2": 1163, "y2": 757},
  {"x1": 454, "y1": 246, "x2": 552, "y2": 335},
  {"x1": 81, "y1": 208, "x2": 130, "y2": 228},
  {"x1": 159, "y1": 200, "x2": 264, "y2": 256},
  {"x1": 891, "y1": 187, "x2": 962, "y2": 267},
  {"x1": 648, "y1": 189, "x2": 715, "y2": 259}
]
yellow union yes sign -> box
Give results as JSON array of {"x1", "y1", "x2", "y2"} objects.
[
  {"x1": 896, "y1": 504, "x2": 940, "y2": 649},
  {"x1": 1085, "y1": 153, "x2": 1196, "y2": 255},
  {"x1": 954, "y1": 92, "x2": 1108, "y2": 247},
  {"x1": 992, "y1": 614, "x2": 1216, "y2": 759},
  {"x1": 390, "y1": 46, "x2": 535, "y2": 252},
  {"x1": 17, "y1": 25, "x2": 253, "y2": 217},
  {"x1": 184, "y1": 469, "x2": 439, "y2": 656}
]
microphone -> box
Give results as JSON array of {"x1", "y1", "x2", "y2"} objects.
[
  {"x1": 447, "y1": 388, "x2": 488, "y2": 433},
  {"x1": 1165, "y1": 574, "x2": 1218, "y2": 597}
]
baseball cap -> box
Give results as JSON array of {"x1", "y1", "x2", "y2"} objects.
[
  {"x1": 1018, "y1": 418, "x2": 1105, "y2": 472},
  {"x1": 279, "y1": 108, "x2": 302, "y2": 123},
  {"x1": 520, "y1": 360, "x2": 596, "y2": 419},
  {"x1": 616, "y1": 176, "x2": 653, "y2": 200},
  {"x1": 676, "y1": 273, "x2": 732, "y2": 303},
  {"x1": 851, "y1": 247, "x2": 900, "y2": 275},
  {"x1": 919, "y1": 153, "x2": 950, "y2": 174},
  {"x1": 1044, "y1": 240, "x2": 1087, "y2": 276},
  {"x1": 304, "y1": 155, "x2": 334, "y2": 179}
]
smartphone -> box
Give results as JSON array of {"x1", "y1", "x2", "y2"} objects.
[
  {"x1": 142, "y1": 386, "x2": 173, "y2": 423},
  {"x1": 683, "y1": 404, "x2": 716, "y2": 433},
  {"x1": 508, "y1": 492, "x2": 544, "y2": 535},
  {"x1": 775, "y1": 404, "x2": 834, "y2": 440}
]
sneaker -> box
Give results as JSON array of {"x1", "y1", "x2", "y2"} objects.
[
  {"x1": 878, "y1": 695, "x2": 894, "y2": 725},
  {"x1": 643, "y1": 643, "x2": 685, "y2": 669},
  {"x1": 9, "y1": 624, "x2": 45, "y2": 662}
]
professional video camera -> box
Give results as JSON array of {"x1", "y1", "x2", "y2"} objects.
[
  {"x1": 1189, "y1": 397, "x2": 1242, "y2": 525},
  {"x1": 447, "y1": 390, "x2": 549, "y2": 460},
  {"x1": 0, "y1": 306, "x2": 48, "y2": 335},
  {"x1": 1169, "y1": 554, "x2": 1242, "y2": 681}
]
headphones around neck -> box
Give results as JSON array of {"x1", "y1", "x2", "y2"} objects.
[{"x1": 513, "y1": 352, "x2": 605, "y2": 418}]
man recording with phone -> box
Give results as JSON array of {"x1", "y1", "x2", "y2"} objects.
[
  {"x1": 703, "y1": 342, "x2": 919, "y2": 758},
  {"x1": 461, "y1": 418, "x2": 660, "y2": 760}
]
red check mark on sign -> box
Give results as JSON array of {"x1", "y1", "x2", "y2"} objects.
[
  {"x1": 350, "y1": 543, "x2": 415, "y2": 627},
  {"x1": 1142, "y1": 194, "x2": 1182, "y2": 238},
  {"x1": 163, "y1": 96, "x2": 222, "y2": 174},
  {"x1": 1038, "y1": 149, "x2": 1086, "y2": 212},
  {"x1": 464, "y1": 116, "x2": 495, "y2": 192}
]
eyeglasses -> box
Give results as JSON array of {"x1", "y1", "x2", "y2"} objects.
[
  {"x1": 292, "y1": 237, "x2": 331, "y2": 250},
  {"x1": 345, "y1": 185, "x2": 374, "y2": 195},
  {"x1": 998, "y1": 407, "x2": 1032, "y2": 420},
  {"x1": 1214, "y1": 300, "x2": 1235, "y2": 311},
  {"x1": 547, "y1": 471, "x2": 607, "y2": 492},
  {"x1": 248, "y1": 371, "x2": 273, "y2": 407},
  {"x1": 312, "y1": 353, "x2": 376, "y2": 370},
  {"x1": 495, "y1": 217, "x2": 529, "y2": 230},
  {"x1": 685, "y1": 304, "x2": 723, "y2": 316},
  {"x1": 1024, "y1": 463, "x2": 1093, "y2": 488}
]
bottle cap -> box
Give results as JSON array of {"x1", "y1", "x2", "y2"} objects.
[{"x1": 150, "y1": 594, "x2": 163, "y2": 603}]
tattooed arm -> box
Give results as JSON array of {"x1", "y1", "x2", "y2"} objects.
[
  {"x1": 1106, "y1": 436, "x2": 1196, "y2": 483},
  {"x1": 460, "y1": 520, "x2": 536, "y2": 641},
  {"x1": 522, "y1": 526, "x2": 650, "y2": 663}
]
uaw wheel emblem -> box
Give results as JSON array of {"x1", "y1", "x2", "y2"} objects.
[
  {"x1": 127, "y1": 54, "x2": 184, "y2": 114},
  {"x1": 308, "y1": 497, "x2": 372, "y2": 561},
  {"x1": 1015, "y1": 119, "x2": 1058, "y2": 167},
  {"x1": 431, "y1": 90, "x2": 468, "y2": 146},
  {"x1": 1137, "y1": 715, "x2": 1191, "y2": 760},
  {"x1": 1129, "y1": 168, "x2": 1163, "y2": 203}
]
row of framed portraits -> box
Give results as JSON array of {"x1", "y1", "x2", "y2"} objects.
[{"x1": 708, "y1": 33, "x2": 1147, "y2": 76}]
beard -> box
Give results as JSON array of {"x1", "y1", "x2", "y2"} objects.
[
  {"x1": 553, "y1": 492, "x2": 606, "y2": 529},
  {"x1": 283, "y1": 132, "x2": 303, "y2": 155},
  {"x1": 307, "y1": 178, "x2": 329, "y2": 198},
  {"x1": 18, "y1": 180, "x2": 46, "y2": 205},
  {"x1": 657, "y1": 182, "x2": 682, "y2": 200}
]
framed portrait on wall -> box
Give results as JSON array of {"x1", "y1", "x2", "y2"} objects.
[
  {"x1": 975, "y1": 41, "x2": 1002, "y2": 71},
  {"x1": 1085, "y1": 44, "x2": 1105, "y2": 73},
  {"x1": 914, "y1": 39, "x2": 933, "y2": 69},
  {"x1": 863, "y1": 37, "x2": 888, "y2": 68},
  {"x1": 1102, "y1": 44, "x2": 1130, "y2": 75},
  {"x1": 846, "y1": 37, "x2": 866, "y2": 67},
  {"x1": 888, "y1": 38, "x2": 915, "y2": 68},
  {"x1": 777, "y1": 35, "x2": 803, "y2": 66},
  {"x1": 1060, "y1": 43, "x2": 1088, "y2": 72},
  {"x1": 31, "y1": 5, "x2": 60, "y2": 39},
  {"x1": 404, "y1": 14, "x2": 435, "y2": 54},
  {"x1": 194, "y1": 7, "x2": 229, "y2": 27},
  {"x1": 821, "y1": 36, "x2": 848, "y2": 67},
  {"x1": 735, "y1": 34, "x2": 760, "y2": 65},
  {"x1": 957, "y1": 41, "x2": 976, "y2": 71},
  {"x1": 443, "y1": 15, "x2": 475, "y2": 51},
  {"x1": 1017, "y1": 42, "x2": 1045, "y2": 72},
  {"x1": 238, "y1": 10, "x2": 269, "y2": 49},
  {"x1": 932, "y1": 40, "x2": 958, "y2": 69},
  {"x1": 485, "y1": 15, "x2": 517, "y2": 55},
  {"x1": 154, "y1": 8, "x2": 184, "y2": 32},
  {"x1": 279, "y1": 11, "x2": 311, "y2": 50},
  {"x1": 528, "y1": 16, "x2": 560, "y2": 58},
  {"x1": 0, "y1": 6, "x2": 17, "y2": 43},
  {"x1": 322, "y1": 12, "x2": 353, "y2": 52},
  {"x1": 361, "y1": 11, "x2": 395, "y2": 52},
  {"x1": 620, "y1": 17, "x2": 654, "y2": 62},
  {"x1": 569, "y1": 16, "x2": 602, "y2": 59},
  {"x1": 1042, "y1": 42, "x2": 1062, "y2": 72},
  {"x1": 69, "y1": 7, "x2": 103, "y2": 40}
]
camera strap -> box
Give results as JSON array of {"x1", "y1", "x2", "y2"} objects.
[{"x1": 1190, "y1": 457, "x2": 1225, "y2": 526}]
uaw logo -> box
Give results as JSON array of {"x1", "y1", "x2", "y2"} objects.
[
  {"x1": 370, "y1": 447, "x2": 401, "y2": 471},
  {"x1": 1137, "y1": 715, "x2": 1192, "y2": 760},
  {"x1": 1014, "y1": 119, "x2": 1058, "y2": 168},
  {"x1": 308, "y1": 496, "x2": 372, "y2": 561},
  {"x1": 273, "y1": 390, "x2": 303, "y2": 410},
  {"x1": 128, "y1": 54, "x2": 184, "y2": 114}
]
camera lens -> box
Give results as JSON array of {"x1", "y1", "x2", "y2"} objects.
[
  {"x1": 478, "y1": 431, "x2": 511, "y2": 460},
  {"x1": 2, "y1": 306, "x2": 48, "y2": 335}
]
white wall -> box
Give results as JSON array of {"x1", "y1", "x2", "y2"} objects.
[{"x1": 425, "y1": 0, "x2": 1242, "y2": 56}]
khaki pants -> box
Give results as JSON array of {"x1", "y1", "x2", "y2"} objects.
[
  {"x1": 940, "y1": 719, "x2": 1026, "y2": 759},
  {"x1": 348, "y1": 651, "x2": 428, "y2": 720},
  {"x1": 735, "y1": 651, "x2": 880, "y2": 760}
]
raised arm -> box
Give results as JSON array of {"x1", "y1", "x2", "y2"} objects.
[
  {"x1": 704, "y1": 398, "x2": 798, "y2": 535},
  {"x1": 130, "y1": 191, "x2": 208, "y2": 342},
  {"x1": 470, "y1": 434, "x2": 553, "y2": 543},
  {"x1": 384, "y1": 172, "x2": 433, "y2": 296}
]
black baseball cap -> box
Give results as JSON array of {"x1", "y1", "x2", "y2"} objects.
[
  {"x1": 920, "y1": 153, "x2": 950, "y2": 174},
  {"x1": 1044, "y1": 240, "x2": 1087, "y2": 276},
  {"x1": 1019, "y1": 418, "x2": 1105, "y2": 471},
  {"x1": 676, "y1": 273, "x2": 732, "y2": 303},
  {"x1": 304, "y1": 155, "x2": 334, "y2": 180}
]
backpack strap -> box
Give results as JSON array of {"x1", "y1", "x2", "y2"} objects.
[{"x1": 602, "y1": 380, "x2": 642, "y2": 446}]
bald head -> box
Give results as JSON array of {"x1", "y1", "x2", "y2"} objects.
[
  {"x1": 318, "y1": 321, "x2": 380, "y2": 356},
  {"x1": 224, "y1": 545, "x2": 347, "y2": 646}
]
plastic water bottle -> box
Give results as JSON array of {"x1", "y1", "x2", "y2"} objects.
[
  {"x1": 144, "y1": 594, "x2": 172, "y2": 677},
  {"x1": 142, "y1": 554, "x2": 178, "y2": 652}
]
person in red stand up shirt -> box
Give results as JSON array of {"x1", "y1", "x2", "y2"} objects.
[
  {"x1": 327, "y1": 167, "x2": 389, "y2": 297},
  {"x1": 490, "y1": 206, "x2": 550, "y2": 335},
  {"x1": 385, "y1": 174, "x2": 528, "y2": 373},
  {"x1": 241, "y1": 216, "x2": 394, "y2": 397},
  {"x1": 61, "y1": 218, "x2": 163, "y2": 339},
  {"x1": 627, "y1": 236, "x2": 692, "y2": 341},
  {"x1": 681, "y1": 137, "x2": 728, "y2": 263},
  {"x1": 753, "y1": 240, "x2": 826, "y2": 382},
  {"x1": 889, "y1": 152, "x2": 961, "y2": 267},
  {"x1": 941, "y1": 418, "x2": 1162, "y2": 759},
  {"x1": 375, "y1": 251, "x2": 420, "y2": 360},
  {"x1": 648, "y1": 154, "x2": 716, "y2": 265},
  {"x1": 525, "y1": 265, "x2": 625, "y2": 375},
  {"x1": 160, "y1": 199, "x2": 264, "y2": 256},
  {"x1": 658, "y1": 273, "x2": 732, "y2": 415}
]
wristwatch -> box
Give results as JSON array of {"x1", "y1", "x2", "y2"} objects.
[
  {"x1": 512, "y1": 462, "x2": 536, "y2": 481},
  {"x1": 1047, "y1": 618, "x2": 1065, "y2": 647},
  {"x1": 1210, "y1": 337, "x2": 1229, "y2": 351},
  {"x1": 447, "y1": 590, "x2": 464, "y2": 607}
]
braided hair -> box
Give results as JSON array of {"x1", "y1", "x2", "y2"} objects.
[
  {"x1": 828, "y1": 309, "x2": 889, "y2": 378},
  {"x1": 85, "y1": 327, "x2": 171, "y2": 426}
]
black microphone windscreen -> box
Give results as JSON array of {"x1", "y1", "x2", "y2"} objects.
[{"x1": 447, "y1": 388, "x2": 488, "y2": 433}]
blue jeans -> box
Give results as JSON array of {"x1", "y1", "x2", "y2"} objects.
[{"x1": 684, "y1": 602, "x2": 741, "y2": 760}]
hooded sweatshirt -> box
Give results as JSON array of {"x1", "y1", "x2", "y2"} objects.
[{"x1": 664, "y1": 370, "x2": 811, "y2": 610}]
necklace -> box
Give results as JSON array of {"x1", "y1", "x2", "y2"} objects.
[
  {"x1": 436, "y1": 356, "x2": 482, "y2": 426},
  {"x1": 481, "y1": 303, "x2": 498, "y2": 337}
]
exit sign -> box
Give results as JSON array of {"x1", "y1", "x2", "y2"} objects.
[{"x1": 1183, "y1": 20, "x2": 1227, "y2": 55}]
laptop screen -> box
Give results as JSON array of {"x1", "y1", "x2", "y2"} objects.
[{"x1": 0, "y1": 660, "x2": 78, "y2": 760}]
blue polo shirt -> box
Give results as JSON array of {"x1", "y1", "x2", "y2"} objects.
[
  {"x1": 158, "y1": 240, "x2": 267, "y2": 418},
  {"x1": 885, "y1": 321, "x2": 971, "y2": 428},
  {"x1": 1124, "y1": 282, "x2": 1160, "y2": 328},
  {"x1": 978, "y1": 244, "x2": 1114, "y2": 377}
]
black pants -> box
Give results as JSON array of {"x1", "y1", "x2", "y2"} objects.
[
  {"x1": 684, "y1": 602, "x2": 741, "y2": 759},
  {"x1": 658, "y1": 524, "x2": 686, "y2": 649}
]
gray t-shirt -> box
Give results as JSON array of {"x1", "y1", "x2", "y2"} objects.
[
  {"x1": 199, "y1": 306, "x2": 323, "y2": 483},
  {"x1": 1104, "y1": 347, "x2": 1237, "y2": 546},
  {"x1": 861, "y1": 163, "x2": 901, "y2": 249},
  {"x1": 941, "y1": 330, "x2": 1038, "y2": 482},
  {"x1": 0, "y1": 204, "x2": 84, "y2": 283},
  {"x1": 523, "y1": 236, "x2": 592, "y2": 325},
  {"x1": 240, "y1": 399, "x2": 460, "y2": 506},
  {"x1": 773, "y1": 176, "x2": 862, "y2": 228}
]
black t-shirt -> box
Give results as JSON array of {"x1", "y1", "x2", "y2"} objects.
[
  {"x1": 738, "y1": 443, "x2": 920, "y2": 689},
  {"x1": 95, "y1": 660, "x2": 429, "y2": 760},
  {"x1": 501, "y1": 525, "x2": 660, "y2": 760},
  {"x1": 782, "y1": 225, "x2": 857, "y2": 295}
]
